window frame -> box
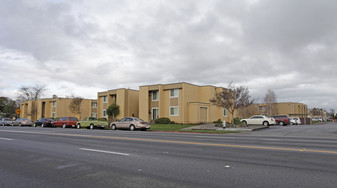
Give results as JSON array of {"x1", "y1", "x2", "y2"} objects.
[
  {"x1": 169, "y1": 106, "x2": 179, "y2": 116},
  {"x1": 152, "y1": 91, "x2": 159, "y2": 101},
  {"x1": 170, "y1": 89, "x2": 179, "y2": 98},
  {"x1": 102, "y1": 96, "x2": 108, "y2": 103},
  {"x1": 223, "y1": 108, "x2": 228, "y2": 117}
]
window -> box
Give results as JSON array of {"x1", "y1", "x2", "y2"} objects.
[
  {"x1": 91, "y1": 113, "x2": 97, "y2": 118},
  {"x1": 223, "y1": 108, "x2": 228, "y2": 117},
  {"x1": 170, "y1": 107, "x2": 179, "y2": 116},
  {"x1": 152, "y1": 91, "x2": 159, "y2": 101},
  {"x1": 120, "y1": 118, "x2": 127, "y2": 122},
  {"x1": 52, "y1": 101, "x2": 56, "y2": 107},
  {"x1": 52, "y1": 112, "x2": 56, "y2": 118},
  {"x1": 170, "y1": 89, "x2": 179, "y2": 98},
  {"x1": 91, "y1": 102, "x2": 97, "y2": 108},
  {"x1": 103, "y1": 110, "x2": 107, "y2": 117},
  {"x1": 70, "y1": 117, "x2": 78, "y2": 121},
  {"x1": 103, "y1": 96, "x2": 108, "y2": 103}
]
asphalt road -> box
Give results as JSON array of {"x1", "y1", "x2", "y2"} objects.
[{"x1": 1, "y1": 123, "x2": 337, "y2": 188}]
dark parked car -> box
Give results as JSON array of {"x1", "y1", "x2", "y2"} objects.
[
  {"x1": 273, "y1": 115, "x2": 290, "y2": 126},
  {"x1": 53, "y1": 117, "x2": 79, "y2": 128},
  {"x1": 34, "y1": 118, "x2": 55, "y2": 127}
]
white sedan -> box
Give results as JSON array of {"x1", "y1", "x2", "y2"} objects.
[{"x1": 241, "y1": 115, "x2": 276, "y2": 126}]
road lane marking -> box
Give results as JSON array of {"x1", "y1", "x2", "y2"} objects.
[
  {"x1": 1, "y1": 130, "x2": 337, "y2": 155},
  {"x1": 79, "y1": 148, "x2": 130, "y2": 156},
  {"x1": 0, "y1": 137, "x2": 13, "y2": 141}
]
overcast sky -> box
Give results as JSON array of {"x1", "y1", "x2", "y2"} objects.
[{"x1": 1, "y1": 0, "x2": 336, "y2": 111}]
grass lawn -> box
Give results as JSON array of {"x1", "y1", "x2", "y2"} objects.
[
  {"x1": 149, "y1": 124, "x2": 239, "y2": 133},
  {"x1": 149, "y1": 124, "x2": 195, "y2": 131}
]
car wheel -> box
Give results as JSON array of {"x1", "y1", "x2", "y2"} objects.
[
  {"x1": 111, "y1": 124, "x2": 116, "y2": 130},
  {"x1": 279, "y1": 121, "x2": 284, "y2": 126},
  {"x1": 19, "y1": 123, "x2": 22, "y2": 127},
  {"x1": 41, "y1": 123, "x2": 45, "y2": 128},
  {"x1": 130, "y1": 125, "x2": 135, "y2": 131},
  {"x1": 242, "y1": 121, "x2": 247, "y2": 126},
  {"x1": 11, "y1": 123, "x2": 14, "y2": 126},
  {"x1": 263, "y1": 121, "x2": 269, "y2": 126},
  {"x1": 77, "y1": 124, "x2": 81, "y2": 129},
  {"x1": 62, "y1": 123, "x2": 66, "y2": 128},
  {"x1": 33, "y1": 123, "x2": 37, "y2": 127},
  {"x1": 90, "y1": 124, "x2": 94, "y2": 130}
]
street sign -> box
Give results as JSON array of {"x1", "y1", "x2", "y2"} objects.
[{"x1": 15, "y1": 109, "x2": 21, "y2": 114}]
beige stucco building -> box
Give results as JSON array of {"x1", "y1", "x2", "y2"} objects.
[
  {"x1": 139, "y1": 82, "x2": 231, "y2": 124},
  {"x1": 97, "y1": 88, "x2": 139, "y2": 120},
  {"x1": 20, "y1": 97, "x2": 97, "y2": 121},
  {"x1": 255, "y1": 102, "x2": 309, "y2": 118}
]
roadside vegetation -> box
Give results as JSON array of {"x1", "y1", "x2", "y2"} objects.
[{"x1": 149, "y1": 124, "x2": 239, "y2": 133}]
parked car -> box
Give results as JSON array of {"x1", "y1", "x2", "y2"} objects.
[
  {"x1": 0, "y1": 118, "x2": 13, "y2": 126},
  {"x1": 312, "y1": 117, "x2": 323, "y2": 122},
  {"x1": 12, "y1": 118, "x2": 32, "y2": 126},
  {"x1": 33, "y1": 118, "x2": 55, "y2": 127},
  {"x1": 240, "y1": 115, "x2": 276, "y2": 126},
  {"x1": 76, "y1": 117, "x2": 108, "y2": 129},
  {"x1": 53, "y1": 117, "x2": 79, "y2": 128},
  {"x1": 110, "y1": 117, "x2": 151, "y2": 131},
  {"x1": 273, "y1": 115, "x2": 290, "y2": 126},
  {"x1": 290, "y1": 117, "x2": 301, "y2": 125}
]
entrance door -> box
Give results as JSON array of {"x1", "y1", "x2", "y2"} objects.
[
  {"x1": 200, "y1": 107, "x2": 208, "y2": 123},
  {"x1": 152, "y1": 108, "x2": 159, "y2": 120},
  {"x1": 42, "y1": 102, "x2": 46, "y2": 118}
]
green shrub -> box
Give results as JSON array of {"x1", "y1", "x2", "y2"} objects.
[
  {"x1": 234, "y1": 117, "x2": 241, "y2": 125},
  {"x1": 169, "y1": 121, "x2": 176, "y2": 124},
  {"x1": 214, "y1": 119, "x2": 222, "y2": 126},
  {"x1": 155, "y1": 117, "x2": 171, "y2": 124}
]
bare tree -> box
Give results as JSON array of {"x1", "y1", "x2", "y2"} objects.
[
  {"x1": 264, "y1": 89, "x2": 277, "y2": 116},
  {"x1": 69, "y1": 96, "x2": 83, "y2": 120},
  {"x1": 16, "y1": 84, "x2": 46, "y2": 102},
  {"x1": 210, "y1": 82, "x2": 254, "y2": 124},
  {"x1": 329, "y1": 108, "x2": 335, "y2": 117}
]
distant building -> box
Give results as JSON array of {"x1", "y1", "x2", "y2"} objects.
[
  {"x1": 309, "y1": 108, "x2": 327, "y2": 121},
  {"x1": 243, "y1": 102, "x2": 309, "y2": 118},
  {"x1": 20, "y1": 98, "x2": 97, "y2": 121}
]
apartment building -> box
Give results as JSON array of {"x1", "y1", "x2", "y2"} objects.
[
  {"x1": 20, "y1": 97, "x2": 97, "y2": 121},
  {"x1": 139, "y1": 82, "x2": 231, "y2": 124},
  {"x1": 256, "y1": 102, "x2": 308, "y2": 117},
  {"x1": 97, "y1": 88, "x2": 139, "y2": 119}
]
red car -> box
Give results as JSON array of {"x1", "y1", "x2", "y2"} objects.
[
  {"x1": 53, "y1": 117, "x2": 79, "y2": 128},
  {"x1": 273, "y1": 115, "x2": 290, "y2": 126}
]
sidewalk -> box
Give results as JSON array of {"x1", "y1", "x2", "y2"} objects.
[{"x1": 181, "y1": 124, "x2": 269, "y2": 132}]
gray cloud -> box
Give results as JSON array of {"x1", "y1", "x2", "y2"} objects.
[{"x1": 0, "y1": 0, "x2": 336, "y2": 110}]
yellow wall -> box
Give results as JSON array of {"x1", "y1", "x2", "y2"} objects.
[
  {"x1": 20, "y1": 98, "x2": 97, "y2": 121},
  {"x1": 251, "y1": 103, "x2": 308, "y2": 118},
  {"x1": 97, "y1": 88, "x2": 139, "y2": 120},
  {"x1": 139, "y1": 82, "x2": 232, "y2": 124}
]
